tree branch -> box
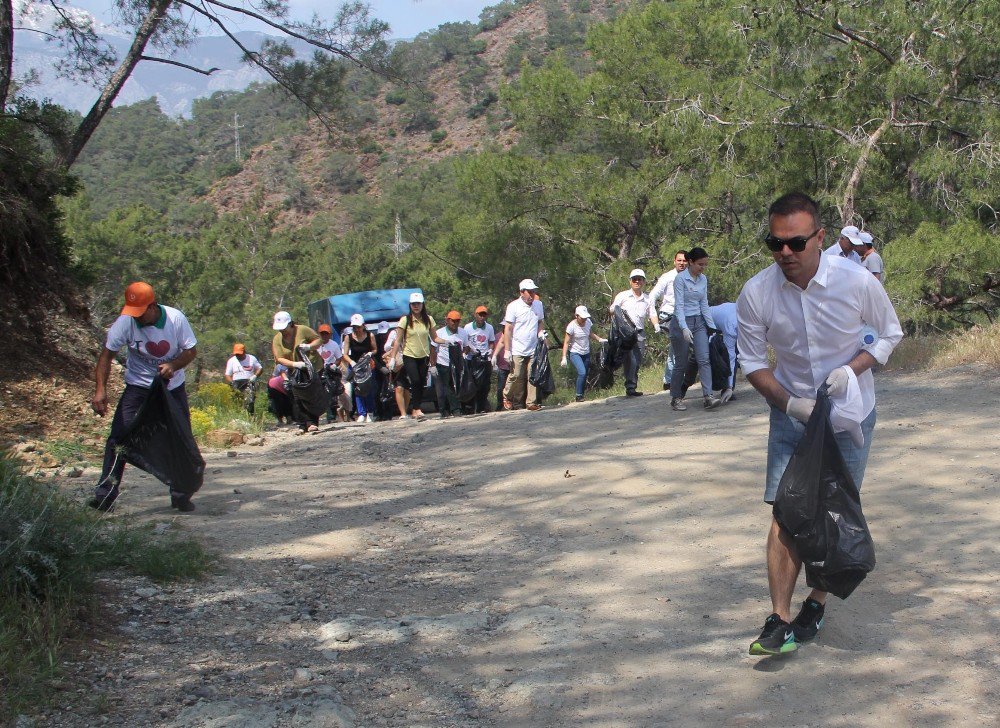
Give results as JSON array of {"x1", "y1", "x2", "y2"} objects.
[{"x1": 139, "y1": 55, "x2": 219, "y2": 75}]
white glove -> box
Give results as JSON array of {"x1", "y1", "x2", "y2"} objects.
[
  {"x1": 490, "y1": 354, "x2": 498, "y2": 367},
  {"x1": 504, "y1": 349, "x2": 513, "y2": 363},
  {"x1": 825, "y1": 365, "x2": 851, "y2": 398},
  {"x1": 599, "y1": 338, "x2": 608, "y2": 343},
  {"x1": 539, "y1": 331, "x2": 548, "y2": 340},
  {"x1": 785, "y1": 396, "x2": 816, "y2": 423},
  {"x1": 298, "y1": 342, "x2": 311, "y2": 351},
  {"x1": 292, "y1": 361, "x2": 307, "y2": 370},
  {"x1": 682, "y1": 328, "x2": 694, "y2": 345},
  {"x1": 560, "y1": 357, "x2": 568, "y2": 367},
  {"x1": 653, "y1": 322, "x2": 661, "y2": 334}
]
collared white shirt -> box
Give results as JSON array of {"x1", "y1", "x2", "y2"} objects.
[
  {"x1": 650, "y1": 268, "x2": 679, "y2": 314},
  {"x1": 824, "y1": 241, "x2": 863, "y2": 265},
  {"x1": 737, "y1": 253, "x2": 903, "y2": 417},
  {"x1": 504, "y1": 297, "x2": 545, "y2": 357},
  {"x1": 610, "y1": 289, "x2": 653, "y2": 330},
  {"x1": 673, "y1": 269, "x2": 716, "y2": 329}
]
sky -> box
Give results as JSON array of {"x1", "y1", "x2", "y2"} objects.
[{"x1": 64, "y1": 0, "x2": 497, "y2": 39}]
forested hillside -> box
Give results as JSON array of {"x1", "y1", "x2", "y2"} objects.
[{"x1": 65, "y1": 0, "x2": 1000, "y2": 374}]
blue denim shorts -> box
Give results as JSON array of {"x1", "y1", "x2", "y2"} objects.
[{"x1": 764, "y1": 405, "x2": 876, "y2": 503}]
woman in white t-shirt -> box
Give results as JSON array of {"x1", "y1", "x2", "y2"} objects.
[{"x1": 560, "y1": 306, "x2": 605, "y2": 402}]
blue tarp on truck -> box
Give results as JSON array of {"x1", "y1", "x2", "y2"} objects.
[{"x1": 307, "y1": 288, "x2": 422, "y2": 333}]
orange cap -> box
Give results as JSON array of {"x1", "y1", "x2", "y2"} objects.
[
  {"x1": 475, "y1": 305, "x2": 489, "y2": 314},
  {"x1": 122, "y1": 281, "x2": 155, "y2": 317},
  {"x1": 446, "y1": 310, "x2": 461, "y2": 321},
  {"x1": 318, "y1": 323, "x2": 333, "y2": 334},
  {"x1": 232, "y1": 343, "x2": 245, "y2": 355}
]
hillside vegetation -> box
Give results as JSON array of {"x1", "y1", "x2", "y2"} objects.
[{"x1": 65, "y1": 0, "x2": 999, "y2": 374}]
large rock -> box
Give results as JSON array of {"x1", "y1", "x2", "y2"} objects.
[{"x1": 205, "y1": 429, "x2": 244, "y2": 448}]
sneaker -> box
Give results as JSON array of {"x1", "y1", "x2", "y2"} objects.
[
  {"x1": 662, "y1": 383, "x2": 669, "y2": 391},
  {"x1": 704, "y1": 395, "x2": 722, "y2": 410},
  {"x1": 671, "y1": 398, "x2": 687, "y2": 411},
  {"x1": 170, "y1": 495, "x2": 196, "y2": 513},
  {"x1": 367, "y1": 414, "x2": 375, "y2": 423},
  {"x1": 720, "y1": 388, "x2": 734, "y2": 404},
  {"x1": 575, "y1": 395, "x2": 584, "y2": 402},
  {"x1": 526, "y1": 404, "x2": 542, "y2": 411},
  {"x1": 749, "y1": 613, "x2": 798, "y2": 656},
  {"x1": 626, "y1": 390, "x2": 643, "y2": 397},
  {"x1": 790, "y1": 598, "x2": 825, "y2": 642}
]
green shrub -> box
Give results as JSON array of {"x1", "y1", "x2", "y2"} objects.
[
  {"x1": 385, "y1": 90, "x2": 407, "y2": 105},
  {"x1": 430, "y1": 130, "x2": 448, "y2": 144},
  {"x1": 359, "y1": 140, "x2": 382, "y2": 154},
  {"x1": 0, "y1": 453, "x2": 212, "y2": 718}
]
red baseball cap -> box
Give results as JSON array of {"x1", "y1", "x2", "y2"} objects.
[{"x1": 318, "y1": 324, "x2": 333, "y2": 334}]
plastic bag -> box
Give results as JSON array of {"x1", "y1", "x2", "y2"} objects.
[
  {"x1": 117, "y1": 377, "x2": 205, "y2": 496},
  {"x1": 709, "y1": 332, "x2": 731, "y2": 391},
  {"x1": 290, "y1": 354, "x2": 330, "y2": 420},
  {"x1": 528, "y1": 338, "x2": 556, "y2": 397},
  {"x1": 609, "y1": 306, "x2": 638, "y2": 352},
  {"x1": 322, "y1": 365, "x2": 345, "y2": 397},
  {"x1": 589, "y1": 340, "x2": 615, "y2": 389},
  {"x1": 772, "y1": 389, "x2": 876, "y2": 600}
]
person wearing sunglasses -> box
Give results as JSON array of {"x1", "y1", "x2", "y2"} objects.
[
  {"x1": 824, "y1": 224, "x2": 865, "y2": 264},
  {"x1": 610, "y1": 268, "x2": 660, "y2": 397},
  {"x1": 737, "y1": 192, "x2": 903, "y2": 657}
]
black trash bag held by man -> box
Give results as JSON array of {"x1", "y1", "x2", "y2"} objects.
[
  {"x1": 459, "y1": 352, "x2": 487, "y2": 404},
  {"x1": 709, "y1": 332, "x2": 732, "y2": 392},
  {"x1": 116, "y1": 376, "x2": 205, "y2": 496},
  {"x1": 290, "y1": 352, "x2": 330, "y2": 421},
  {"x1": 528, "y1": 338, "x2": 556, "y2": 397},
  {"x1": 772, "y1": 388, "x2": 876, "y2": 600},
  {"x1": 608, "y1": 306, "x2": 638, "y2": 368}
]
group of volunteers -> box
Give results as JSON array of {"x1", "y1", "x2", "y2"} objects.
[{"x1": 87, "y1": 190, "x2": 902, "y2": 663}]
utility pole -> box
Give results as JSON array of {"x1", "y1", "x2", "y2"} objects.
[{"x1": 233, "y1": 112, "x2": 245, "y2": 163}]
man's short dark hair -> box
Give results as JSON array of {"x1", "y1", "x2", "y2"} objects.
[
  {"x1": 768, "y1": 192, "x2": 820, "y2": 227},
  {"x1": 675, "y1": 249, "x2": 688, "y2": 259}
]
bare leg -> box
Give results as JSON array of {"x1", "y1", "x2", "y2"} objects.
[
  {"x1": 394, "y1": 386, "x2": 409, "y2": 416},
  {"x1": 767, "y1": 517, "x2": 802, "y2": 622}
]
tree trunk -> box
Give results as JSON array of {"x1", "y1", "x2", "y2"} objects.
[
  {"x1": 0, "y1": 0, "x2": 13, "y2": 109},
  {"x1": 840, "y1": 100, "x2": 895, "y2": 224},
  {"x1": 616, "y1": 194, "x2": 648, "y2": 260},
  {"x1": 60, "y1": 0, "x2": 173, "y2": 168}
]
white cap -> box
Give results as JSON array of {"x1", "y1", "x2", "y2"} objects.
[
  {"x1": 575, "y1": 305, "x2": 591, "y2": 319},
  {"x1": 272, "y1": 311, "x2": 292, "y2": 331},
  {"x1": 840, "y1": 225, "x2": 864, "y2": 246},
  {"x1": 409, "y1": 292, "x2": 424, "y2": 304},
  {"x1": 859, "y1": 231, "x2": 874, "y2": 246},
  {"x1": 377, "y1": 321, "x2": 389, "y2": 334},
  {"x1": 518, "y1": 278, "x2": 538, "y2": 291},
  {"x1": 350, "y1": 313, "x2": 365, "y2": 326},
  {"x1": 629, "y1": 268, "x2": 646, "y2": 280}
]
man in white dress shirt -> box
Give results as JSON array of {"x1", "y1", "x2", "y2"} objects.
[
  {"x1": 650, "y1": 250, "x2": 688, "y2": 389},
  {"x1": 737, "y1": 192, "x2": 903, "y2": 656},
  {"x1": 610, "y1": 268, "x2": 660, "y2": 397},
  {"x1": 824, "y1": 224, "x2": 865, "y2": 264}
]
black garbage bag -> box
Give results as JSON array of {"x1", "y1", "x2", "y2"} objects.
[
  {"x1": 528, "y1": 338, "x2": 556, "y2": 397},
  {"x1": 709, "y1": 332, "x2": 732, "y2": 391},
  {"x1": 458, "y1": 352, "x2": 484, "y2": 404},
  {"x1": 680, "y1": 348, "x2": 699, "y2": 397},
  {"x1": 609, "y1": 306, "x2": 638, "y2": 353},
  {"x1": 290, "y1": 355, "x2": 330, "y2": 421},
  {"x1": 323, "y1": 364, "x2": 345, "y2": 398},
  {"x1": 377, "y1": 377, "x2": 399, "y2": 418},
  {"x1": 469, "y1": 353, "x2": 492, "y2": 389},
  {"x1": 117, "y1": 377, "x2": 205, "y2": 496},
  {"x1": 352, "y1": 353, "x2": 375, "y2": 397},
  {"x1": 589, "y1": 340, "x2": 615, "y2": 390},
  {"x1": 772, "y1": 389, "x2": 876, "y2": 600}
]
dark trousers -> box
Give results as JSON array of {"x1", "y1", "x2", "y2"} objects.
[
  {"x1": 622, "y1": 333, "x2": 647, "y2": 393},
  {"x1": 462, "y1": 369, "x2": 492, "y2": 414},
  {"x1": 496, "y1": 368, "x2": 510, "y2": 410},
  {"x1": 435, "y1": 363, "x2": 461, "y2": 415},
  {"x1": 403, "y1": 355, "x2": 429, "y2": 413},
  {"x1": 96, "y1": 383, "x2": 191, "y2": 500}
]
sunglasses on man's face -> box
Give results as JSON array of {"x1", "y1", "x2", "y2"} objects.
[
  {"x1": 763, "y1": 228, "x2": 821, "y2": 253},
  {"x1": 631, "y1": 277, "x2": 645, "y2": 283}
]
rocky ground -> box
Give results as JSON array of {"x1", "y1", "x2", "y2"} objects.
[{"x1": 19, "y1": 365, "x2": 1000, "y2": 727}]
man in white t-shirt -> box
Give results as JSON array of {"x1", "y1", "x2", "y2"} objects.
[
  {"x1": 463, "y1": 305, "x2": 496, "y2": 413},
  {"x1": 431, "y1": 310, "x2": 471, "y2": 418},
  {"x1": 502, "y1": 279, "x2": 546, "y2": 410},
  {"x1": 90, "y1": 281, "x2": 199, "y2": 513},
  {"x1": 824, "y1": 225, "x2": 865, "y2": 264},
  {"x1": 859, "y1": 232, "x2": 885, "y2": 282},
  {"x1": 224, "y1": 343, "x2": 262, "y2": 414},
  {"x1": 610, "y1": 268, "x2": 660, "y2": 397},
  {"x1": 650, "y1": 250, "x2": 688, "y2": 388}
]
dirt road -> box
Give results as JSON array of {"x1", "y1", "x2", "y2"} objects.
[{"x1": 42, "y1": 365, "x2": 1000, "y2": 727}]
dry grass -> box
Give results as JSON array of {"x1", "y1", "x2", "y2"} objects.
[{"x1": 883, "y1": 321, "x2": 1000, "y2": 371}]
